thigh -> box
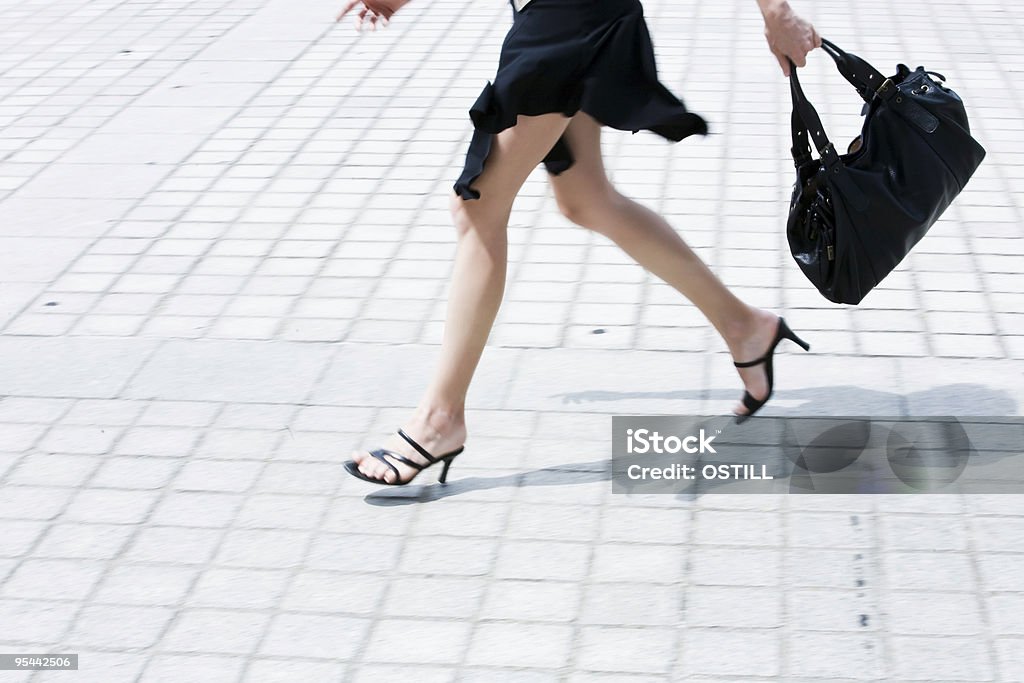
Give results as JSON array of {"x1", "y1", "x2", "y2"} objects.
[
  {"x1": 459, "y1": 113, "x2": 572, "y2": 216},
  {"x1": 547, "y1": 112, "x2": 615, "y2": 203}
]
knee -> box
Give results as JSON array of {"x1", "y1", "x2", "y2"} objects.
[
  {"x1": 556, "y1": 185, "x2": 624, "y2": 232},
  {"x1": 448, "y1": 192, "x2": 479, "y2": 240},
  {"x1": 448, "y1": 192, "x2": 506, "y2": 245}
]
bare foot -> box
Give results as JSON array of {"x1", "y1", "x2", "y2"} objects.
[
  {"x1": 724, "y1": 308, "x2": 781, "y2": 416},
  {"x1": 349, "y1": 410, "x2": 467, "y2": 484}
]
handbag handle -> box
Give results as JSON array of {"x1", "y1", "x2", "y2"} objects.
[
  {"x1": 787, "y1": 45, "x2": 871, "y2": 212},
  {"x1": 819, "y1": 38, "x2": 887, "y2": 103},
  {"x1": 788, "y1": 55, "x2": 840, "y2": 169},
  {"x1": 787, "y1": 38, "x2": 886, "y2": 168}
]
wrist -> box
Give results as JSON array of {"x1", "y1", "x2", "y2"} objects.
[{"x1": 757, "y1": 0, "x2": 789, "y2": 18}]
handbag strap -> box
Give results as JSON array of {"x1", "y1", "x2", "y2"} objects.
[
  {"x1": 788, "y1": 57, "x2": 841, "y2": 170},
  {"x1": 819, "y1": 38, "x2": 887, "y2": 103},
  {"x1": 788, "y1": 38, "x2": 885, "y2": 166},
  {"x1": 788, "y1": 52, "x2": 870, "y2": 212},
  {"x1": 789, "y1": 37, "x2": 936, "y2": 163}
]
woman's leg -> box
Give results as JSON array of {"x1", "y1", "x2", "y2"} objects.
[
  {"x1": 548, "y1": 113, "x2": 781, "y2": 414},
  {"x1": 352, "y1": 113, "x2": 572, "y2": 482}
]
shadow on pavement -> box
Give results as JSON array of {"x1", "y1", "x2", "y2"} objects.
[{"x1": 362, "y1": 383, "x2": 1017, "y2": 505}]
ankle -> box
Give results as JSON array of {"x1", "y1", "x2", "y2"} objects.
[
  {"x1": 411, "y1": 402, "x2": 465, "y2": 434},
  {"x1": 720, "y1": 306, "x2": 764, "y2": 346}
]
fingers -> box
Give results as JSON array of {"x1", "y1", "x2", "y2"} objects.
[
  {"x1": 772, "y1": 50, "x2": 790, "y2": 77},
  {"x1": 337, "y1": 0, "x2": 360, "y2": 21},
  {"x1": 340, "y1": 3, "x2": 392, "y2": 32},
  {"x1": 356, "y1": 7, "x2": 380, "y2": 31}
]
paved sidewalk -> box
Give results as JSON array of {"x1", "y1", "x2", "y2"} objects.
[{"x1": 1, "y1": 0, "x2": 1023, "y2": 680}]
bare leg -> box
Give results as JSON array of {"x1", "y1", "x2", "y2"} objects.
[
  {"x1": 352, "y1": 113, "x2": 572, "y2": 483},
  {"x1": 549, "y1": 113, "x2": 782, "y2": 415}
]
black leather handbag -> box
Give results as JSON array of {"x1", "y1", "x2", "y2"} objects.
[{"x1": 787, "y1": 39, "x2": 986, "y2": 305}]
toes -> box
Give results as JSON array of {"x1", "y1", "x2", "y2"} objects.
[
  {"x1": 356, "y1": 454, "x2": 400, "y2": 484},
  {"x1": 358, "y1": 455, "x2": 380, "y2": 478}
]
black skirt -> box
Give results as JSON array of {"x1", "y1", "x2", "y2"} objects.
[{"x1": 454, "y1": 0, "x2": 708, "y2": 200}]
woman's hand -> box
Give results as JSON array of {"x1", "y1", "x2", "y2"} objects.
[
  {"x1": 758, "y1": 0, "x2": 821, "y2": 76},
  {"x1": 337, "y1": 0, "x2": 411, "y2": 31}
]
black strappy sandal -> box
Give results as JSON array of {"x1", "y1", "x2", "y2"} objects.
[
  {"x1": 343, "y1": 428, "x2": 464, "y2": 486},
  {"x1": 733, "y1": 317, "x2": 810, "y2": 423}
]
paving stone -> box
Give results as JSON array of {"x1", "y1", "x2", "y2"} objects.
[
  {"x1": 214, "y1": 528, "x2": 313, "y2": 569},
  {"x1": 480, "y1": 580, "x2": 581, "y2": 623},
  {"x1": 0, "y1": 337, "x2": 156, "y2": 398},
  {"x1": 466, "y1": 622, "x2": 574, "y2": 668},
  {"x1": 363, "y1": 618, "x2": 472, "y2": 665},
  {"x1": 125, "y1": 526, "x2": 224, "y2": 565},
  {"x1": 66, "y1": 605, "x2": 176, "y2": 649},
  {"x1": 32, "y1": 523, "x2": 135, "y2": 560},
  {"x1": 2, "y1": 559, "x2": 105, "y2": 601},
  {"x1": 187, "y1": 567, "x2": 290, "y2": 611},
  {"x1": 258, "y1": 613, "x2": 369, "y2": 659},
  {"x1": 679, "y1": 629, "x2": 780, "y2": 677},
  {"x1": 7, "y1": 453, "x2": 99, "y2": 487},
  {"x1": 245, "y1": 659, "x2": 348, "y2": 682},
  {"x1": 93, "y1": 564, "x2": 200, "y2": 607},
  {"x1": 125, "y1": 340, "x2": 333, "y2": 403},
  {"x1": 785, "y1": 633, "x2": 884, "y2": 680},
  {"x1": 688, "y1": 586, "x2": 782, "y2": 628},
  {"x1": 141, "y1": 654, "x2": 245, "y2": 683},
  {"x1": 888, "y1": 635, "x2": 995, "y2": 681},
  {"x1": 0, "y1": 599, "x2": 79, "y2": 644},
  {"x1": 63, "y1": 489, "x2": 159, "y2": 524},
  {"x1": 576, "y1": 626, "x2": 675, "y2": 674},
  {"x1": 160, "y1": 609, "x2": 271, "y2": 655}
]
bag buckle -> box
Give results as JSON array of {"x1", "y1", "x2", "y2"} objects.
[
  {"x1": 820, "y1": 142, "x2": 841, "y2": 170},
  {"x1": 875, "y1": 78, "x2": 897, "y2": 100}
]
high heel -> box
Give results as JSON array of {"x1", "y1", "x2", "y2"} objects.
[
  {"x1": 344, "y1": 428, "x2": 464, "y2": 486},
  {"x1": 733, "y1": 317, "x2": 810, "y2": 423}
]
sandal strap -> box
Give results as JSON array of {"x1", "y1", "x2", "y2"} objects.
[
  {"x1": 367, "y1": 450, "x2": 402, "y2": 483},
  {"x1": 371, "y1": 447, "x2": 428, "y2": 471},
  {"x1": 367, "y1": 447, "x2": 432, "y2": 485},
  {"x1": 734, "y1": 356, "x2": 768, "y2": 369},
  {"x1": 397, "y1": 428, "x2": 440, "y2": 464},
  {"x1": 740, "y1": 392, "x2": 763, "y2": 412}
]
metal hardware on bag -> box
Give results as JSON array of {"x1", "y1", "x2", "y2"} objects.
[
  {"x1": 876, "y1": 78, "x2": 896, "y2": 101},
  {"x1": 920, "y1": 84, "x2": 930, "y2": 93},
  {"x1": 820, "y1": 142, "x2": 842, "y2": 170},
  {"x1": 827, "y1": 245, "x2": 835, "y2": 261}
]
